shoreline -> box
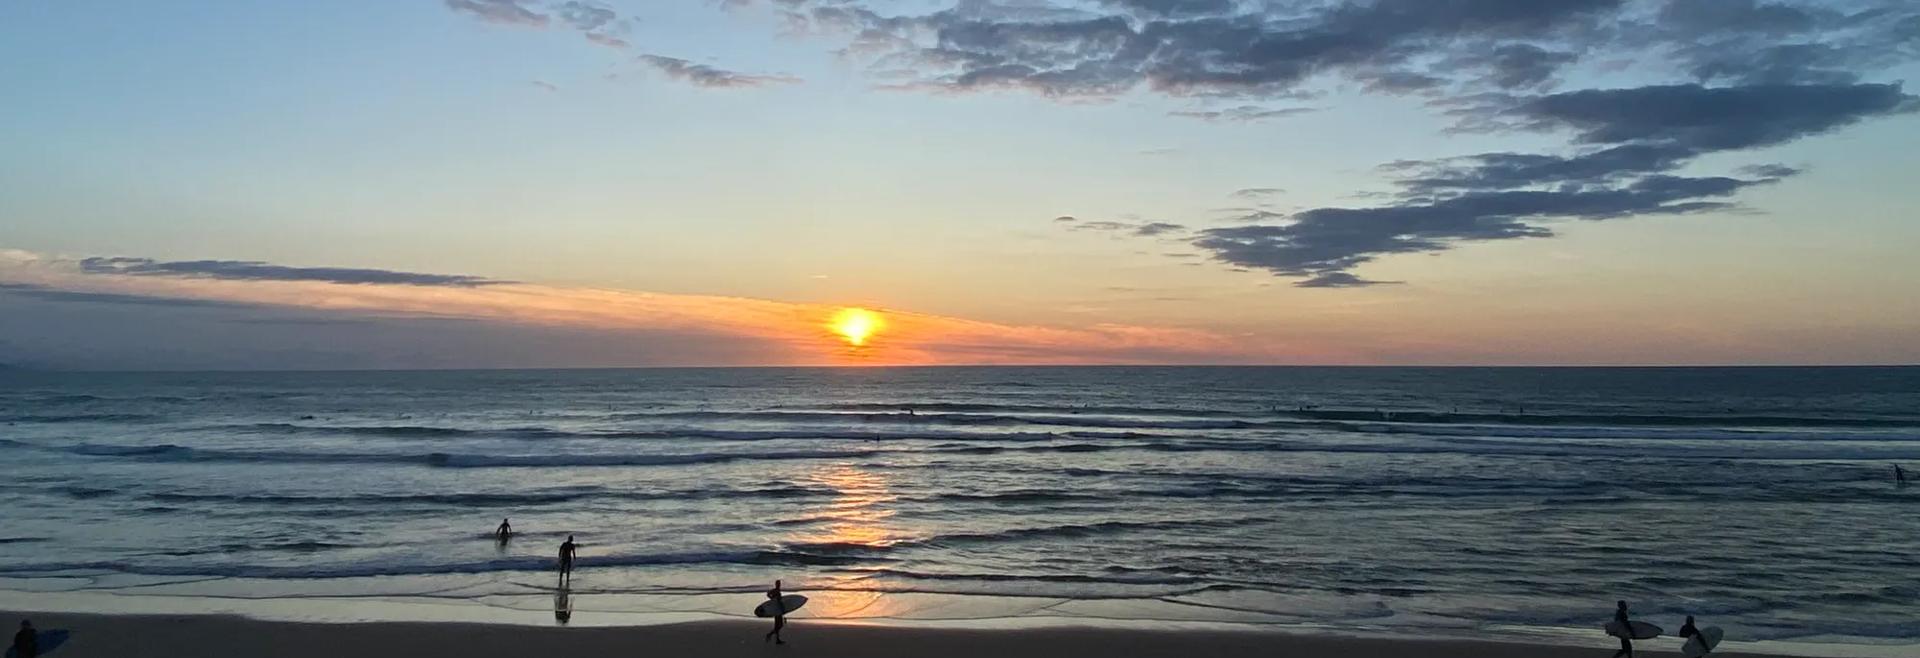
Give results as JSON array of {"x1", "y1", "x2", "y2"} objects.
[
  {"x1": 0, "y1": 609, "x2": 1847, "y2": 658},
  {"x1": 2, "y1": 590, "x2": 1915, "y2": 658}
]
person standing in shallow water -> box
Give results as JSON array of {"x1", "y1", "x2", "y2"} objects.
[
  {"x1": 558, "y1": 535, "x2": 578, "y2": 583},
  {"x1": 495, "y1": 518, "x2": 512, "y2": 541},
  {"x1": 764, "y1": 580, "x2": 788, "y2": 645},
  {"x1": 1612, "y1": 601, "x2": 1635, "y2": 658}
]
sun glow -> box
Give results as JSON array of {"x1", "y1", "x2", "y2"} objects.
[{"x1": 831, "y1": 307, "x2": 884, "y2": 347}]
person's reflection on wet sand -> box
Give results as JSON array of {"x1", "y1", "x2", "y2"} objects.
[{"x1": 554, "y1": 580, "x2": 573, "y2": 625}]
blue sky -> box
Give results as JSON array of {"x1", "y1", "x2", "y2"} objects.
[{"x1": 2, "y1": 0, "x2": 1918, "y2": 368}]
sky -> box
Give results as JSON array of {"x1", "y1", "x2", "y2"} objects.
[{"x1": 1, "y1": 0, "x2": 1918, "y2": 369}]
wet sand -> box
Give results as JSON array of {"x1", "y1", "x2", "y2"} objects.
[{"x1": 0, "y1": 610, "x2": 1793, "y2": 658}]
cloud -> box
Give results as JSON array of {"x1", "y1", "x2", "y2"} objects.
[
  {"x1": 445, "y1": 0, "x2": 548, "y2": 27},
  {"x1": 446, "y1": 0, "x2": 631, "y2": 49},
  {"x1": 1066, "y1": 219, "x2": 1187, "y2": 237},
  {"x1": 1169, "y1": 80, "x2": 1916, "y2": 285},
  {"x1": 764, "y1": 0, "x2": 1918, "y2": 101},
  {"x1": 531, "y1": 80, "x2": 560, "y2": 92},
  {"x1": 1194, "y1": 171, "x2": 1779, "y2": 280},
  {"x1": 77, "y1": 257, "x2": 512, "y2": 287},
  {"x1": 1294, "y1": 272, "x2": 1401, "y2": 289},
  {"x1": 2, "y1": 251, "x2": 1248, "y2": 367},
  {"x1": 636, "y1": 54, "x2": 801, "y2": 88},
  {"x1": 1169, "y1": 105, "x2": 1315, "y2": 122},
  {"x1": 0, "y1": 282, "x2": 257, "y2": 309},
  {"x1": 1230, "y1": 187, "x2": 1283, "y2": 199},
  {"x1": 1512, "y1": 83, "x2": 1918, "y2": 150}
]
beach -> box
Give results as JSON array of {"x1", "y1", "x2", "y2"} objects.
[
  {"x1": 2, "y1": 367, "x2": 1916, "y2": 655},
  {"x1": 0, "y1": 610, "x2": 1820, "y2": 658}
]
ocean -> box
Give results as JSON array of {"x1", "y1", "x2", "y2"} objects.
[{"x1": 1, "y1": 367, "x2": 1916, "y2": 650}]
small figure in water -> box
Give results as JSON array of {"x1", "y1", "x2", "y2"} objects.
[
  {"x1": 1896, "y1": 464, "x2": 1907, "y2": 484},
  {"x1": 12, "y1": 620, "x2": 36, "y2": 658},
  {"x1": 1679, "y1": 615, "x2": 1699, "y2": 640},
  {"x1": 495, "y1": 518, "x2": 513, "y2": 541},
  {"x1": 558, "y1": 535, "x2": 578, "y2": 583},
  {"x1": 764, "y1": 579, "x2": 788, "y2": 645},
  {"x1": 1612, "y1": 601, "x2": 1635, "y2": 658}
]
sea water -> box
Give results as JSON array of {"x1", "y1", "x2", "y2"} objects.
[{"x1": 0, "y1": 367, "x2": 1915, "y2": 649}]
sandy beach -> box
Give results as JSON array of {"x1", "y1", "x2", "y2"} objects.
[{"x1": 2, "y1": 610, "x2": 1801, "y2": 658}]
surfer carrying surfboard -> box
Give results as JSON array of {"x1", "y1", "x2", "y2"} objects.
[
  {"x1": 1612, "y1": 601, "x2": 1635, "y2": 658},
  {"x1": 764, "y1": 580, "x2": 789, "y2": 645},
  {"x1": 496, "y1": 518, "x2": 512, "y2": 541},
  {"x1": 11, "y1": 620, "x2": 35, "y2": 658}
]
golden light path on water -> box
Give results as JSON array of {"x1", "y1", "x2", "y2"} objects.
[{"x1": 788, "y1": 464, "x2": 911, "y2": 619}]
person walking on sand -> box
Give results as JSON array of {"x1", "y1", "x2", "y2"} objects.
[
  {"x1": 12, "y1": 620, "x2": 36, "y2": 658},
  {"x1": 1612, "y1": 601, "x2": 1635, "y2": 658},
  {"x1": 495, "y1": 518, "x2": 512, "y2": 541},
  {"x1": 764, "y1": 580, "x2": 789, "y2": 645},
  {"x1": 558, "y1": 535, "x2": 578, "y2": 582}
]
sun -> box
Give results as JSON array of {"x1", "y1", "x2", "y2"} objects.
[{"x1": 830, "y1": 308, "x2": 885, "y2": 347}]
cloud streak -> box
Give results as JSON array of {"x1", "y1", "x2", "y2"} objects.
[
  {"x1": 445, "y1": 0, "x2": 630, "y2": 49},
  {"x1": 3, "y1": 251, "x2": 1246, "y2": 366},
  {"x1": 78, "y1": 257, "x2": 512, "y2": 287},
  {"x1": 636, "y1": 55, "x2": 801, "y2": 88}
]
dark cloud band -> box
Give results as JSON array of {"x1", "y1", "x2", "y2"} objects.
[{"x1": 79, "y1": 257, "x2": 512, "y2": 287}]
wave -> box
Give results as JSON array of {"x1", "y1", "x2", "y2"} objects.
[
  {"x1": 1291, "y1": 409, "x2": 1920, "y2": 428},
  {"x1": 792, "y1": 403, "x2": 1920, "y2": 429},
  {"x1": 0, "y1": 413, "x2": 160, "y2": 423},
  {"x1": 1369, "y1": 423, "x2": 1920, "y2": 443},
  {"x1": 57, "y1": 442, "x2": 897, "y2": 468},
  {"x1": 50, "y1": 432, "x2": 1920, "y2": 469},
  {"x1": 0, "y1": 548, "x2": 885, "y2": 580},
  {"x1": 619, "y1": 410, "x2": 1307, "y2": 431},
  {"x1": 849, "y1": 567, "x2": 1203, "y2": 587},
  {"x1": 230, "y1": 422, "x2": 1084, "y2": 444},
  {"x1": 127, "y1": 485, "x2": 835, "y2": 506}
]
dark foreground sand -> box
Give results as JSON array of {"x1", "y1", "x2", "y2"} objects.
[{"x1": 1, "y1": 611, "x2": 1788, "y2": 658}]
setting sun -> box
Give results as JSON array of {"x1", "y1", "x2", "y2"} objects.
[{"x1": 830, "y1": 308, "x2": 885, "y2": 347}]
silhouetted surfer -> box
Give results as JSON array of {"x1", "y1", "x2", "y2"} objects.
[
  {"x1": 764, "y1": 580, "x2": 788, "y2": 645},
  {"x1": 1679, "y1": 615, "x2": 1699, "y2": 640},
  {"x1": 12, "y1": 620, "x2": 36, "y2": 658},
  {"x1": 558, "y1": 535, "x2": 578, "y2": 582},
  {"x1": 1897, "y1": 464, "x2": 1907, "y2": 484},
  {"x1": 495, "y1": 518, "x2": 512, "y2": 541},
  {"x1": 1612, "y1": 600, "x2": 1635, "y2": 658}
]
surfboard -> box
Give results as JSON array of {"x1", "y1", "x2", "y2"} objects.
[
  {"x1": 1604, "y1": 620, "x2": 1662, "y2": 640},
  {"x1": 754, "y1": 595, "x2": 808, "y2": 618},
  {"x1": 6, "y1": 629, "x2": 70, "y2": 658},
  {"x1": 1682, "y1": 627, "x2": 1724, "y2": 658}
]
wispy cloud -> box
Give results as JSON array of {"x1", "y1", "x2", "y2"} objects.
[
  {"x1": 1056, "y1": 216, "x2": 1188, "y2": 238},
  {"x1": 445, "y1": 0, "x2": 631, "y2": 49},
  {"x1": 1170, "y1": 106, "x2": 1315, "y2": 122},
  {"x1": 636, "y1": 55, "x2": 801, "y2": 88},
  {"x1": 445, "y1": 0, "x2": 547, "y2": 27},
  {"x1": 78, "y1": 257, "x2": 511, "y2": 287}
]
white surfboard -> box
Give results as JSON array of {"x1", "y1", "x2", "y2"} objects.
[
  {"x1": 1682, "y1": 627, "x2": 1724, "y2": 658},
  {"x1": 1605, "y1": 620, "x2": 1663, "y2": 640},
  {"x1": 754, "y1": 594, "x2": 808, "y2": 618}
]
